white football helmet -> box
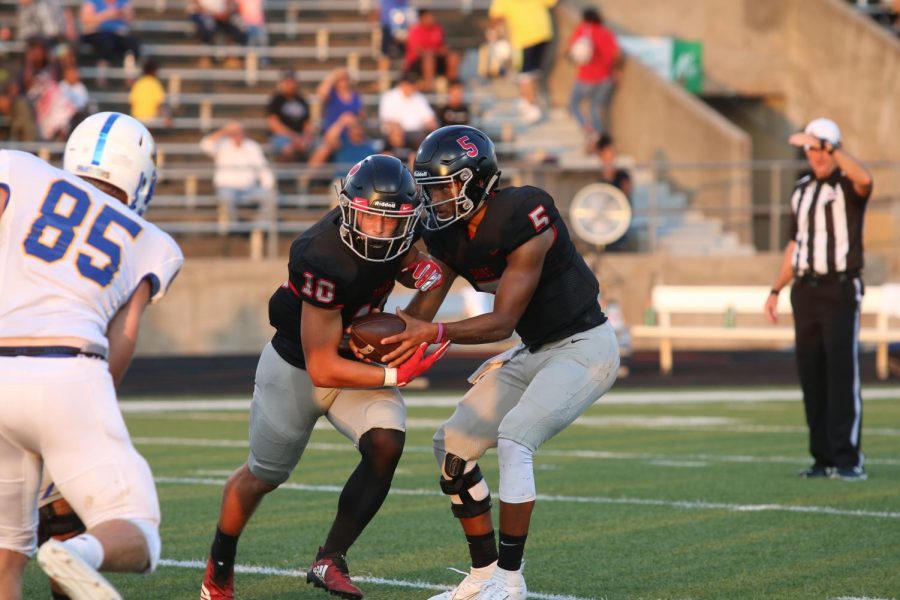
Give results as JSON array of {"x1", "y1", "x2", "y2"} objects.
[{"x1": 64, "y1": 112, "x2": 158, "y2": 216}]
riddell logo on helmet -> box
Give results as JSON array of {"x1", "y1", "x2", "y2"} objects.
[
  {"x1": 370, "y1": 200, "x2": 397, "y2": 208},
  {"x1": 414, "y1": 171, "x2": 429, "y2": 177}
]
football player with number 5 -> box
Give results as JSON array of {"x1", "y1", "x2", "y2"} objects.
[
  {"x1": 380, "y1": 125, "x2": 620, "y2": 600},
  {"x1": 0, "y1": 112, "x2": 183, "y2": 600},
  {"x1": 199, "y1": 154, "x2": 449, "y2": 600}
]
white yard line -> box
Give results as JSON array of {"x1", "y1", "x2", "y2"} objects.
[
  {"x1": 158, "y1": 558, "x2": 595, "y2": 600},
  {"x1": 120, "y1": 387, "x2": 900, "y2": 412},
  {"x1": 154, "y1": 476, "x2": 900, "y2": 520},
  {"x1": 132, "y1": 436, "x2": 900, "y2": 466}
]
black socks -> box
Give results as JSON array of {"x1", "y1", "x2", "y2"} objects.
[
  {"x1": 497, "y1": 532, "x2": 527, "y2": 571},
  {"x1": 466, "y1": 530, "x2": 498, "y2": 568}
]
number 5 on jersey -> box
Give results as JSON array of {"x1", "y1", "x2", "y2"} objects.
[{"x1": 23, "y1": 179, "x2": 143, "y2": 287}]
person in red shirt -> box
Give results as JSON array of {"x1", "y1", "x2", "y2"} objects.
[
  {"x1": 405, "y1": 9, "x2": 459, "y2": 91},
  {"x1": 567, "y1": 8, "x2": 620, "y2": 140}
]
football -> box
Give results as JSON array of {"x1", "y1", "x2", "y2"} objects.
[{"x1": 349, "y1": 312, "x2": 406, "y2": 363}]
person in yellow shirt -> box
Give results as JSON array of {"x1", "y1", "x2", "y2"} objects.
[
  {"x1": 488, "y1": 0, "x2": 557, "y2": 124},
  {"x1": 129, "y1": 59, "x2": 169, "y2": 124}
]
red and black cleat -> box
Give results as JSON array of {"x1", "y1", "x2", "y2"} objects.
[
  {"x1": 200, "y1": 556, "x2": 234, "y2": 600},
  {"x1": 306, "y1": 547, "x2": 364, "y2": 599}
]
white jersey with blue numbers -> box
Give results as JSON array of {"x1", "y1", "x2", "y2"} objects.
[{"x1": 0, "y1": 150, "x2": 183, "y2": 351}]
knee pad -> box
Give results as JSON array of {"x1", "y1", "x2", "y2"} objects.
[
  {"x1": 439, "y1": 453, "x2": 492, "y2": 519},
  {"x1": 38, "y1": 499, "x2": 86, "y2": 546},
  {"x1": 129, "y1": 519, "x2": 161, "y2": 574},
  {"x1": 497, "y1": 438, "x2": 536, "y2": 503}
]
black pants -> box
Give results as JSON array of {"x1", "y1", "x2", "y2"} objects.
[
  {"x1": 81, "y1": 32, "x2": 140, "y2": 64},
  {"x1": 790, "y1": 276, "x2": 864, "y2": 469}
]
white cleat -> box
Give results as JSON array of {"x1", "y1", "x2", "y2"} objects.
[
  {"x1": 428, "y1": 561, "x2": 496, "y2": 600},
  {"x1": 478, "y1": 564, "x2": 526, "y2": 600},
  {"x1": 36, "y1": 539, "x2": 122, "y2": 600}
]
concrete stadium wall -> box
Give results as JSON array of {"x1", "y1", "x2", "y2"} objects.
[{"x1": 135, "y1": 251, "x2": 894, "y2": 356}]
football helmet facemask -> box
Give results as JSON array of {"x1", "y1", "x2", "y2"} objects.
[
  {"x1": 413, "y1": 125, "x2": 500, "y2": 230},
  {"x1": 338, "y1": 154, "x2": 422, "y2": 262},
  {"x1": 64, "y1": 112, "x2": 158, "y2": 216}
]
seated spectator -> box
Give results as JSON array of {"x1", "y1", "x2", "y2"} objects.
[
  {"x1": 19, "y1": 37, "x2": 73, "y2": 140},
  {"x1": 17, "y1": 0, "x2": 76, "y2": 49},
  {"x1": 200, "y1": 120, "x2": 276, "y2": 234},
  {"x1": 58, "y1": 64, "x2": 90, "y2": 129},
  {"x1": 188, "y1": 0, "x2": 247, "y2": 66},
  {"x1": 381, "y1": 120, "x2": 415, "y2": 166},
  {"x1": 378, "y1": 71, "x2": 437, "y2": 149},
  {"x1": 308, "y1": 113, "x2": 381, "y2": 177},
  {"x1": 595, "y1": 133, "x2": 631, "y2": 197},
  {"x1": 237, "y1": 0, "x2": 267, "y2": 49},
  {"x1": 79, "y1": 0, "x2": 140, "y2": 69},
  {"x1": 404, "y1": 9, "x2": 459, "y2": 92},
  {"x1": 437, "y1": 79, "x2": 470, "y2": 126},
  {"x1": 129, "y1": 59, "x2": 169, "y2": 125},
  {"x1": 373, "y1": 0, "x2": 411, "y2": 75},
  {"x1": 0, "y1": 79, "x2": 38, "y2": 141},
  {"x1": 316, "y1": 67, "x2": 364, "y2": 134},
  {"x1": 266, "y1": 69, "x2": 313, "y2": 161}
]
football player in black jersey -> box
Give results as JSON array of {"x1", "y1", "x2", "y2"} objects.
[
  {"x1": 381, "y1": 126, "x2": 620, "y2": 600},
  {"x1": 200, "y1": 154, "x2": 449, "y2": 600}
]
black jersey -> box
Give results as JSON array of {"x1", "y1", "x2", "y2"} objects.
[
  {"x1": 268, "y1": 208, "x2": 403, "y2": 369},
  {"x1": 423, "y1": 186, "x2": 605, "y2": 349}
]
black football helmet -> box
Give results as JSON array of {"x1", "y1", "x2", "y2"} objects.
[
  {"x1": 413, "y1": 125, "x2": 501, "y2": 230},
  {"x1": 338, "y1": 154, "x2": 422, "y2": 262}
]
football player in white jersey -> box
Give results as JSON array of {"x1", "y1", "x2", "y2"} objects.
[{"x1": 0, "y1": 112, "x2": 183, "y2": 600}]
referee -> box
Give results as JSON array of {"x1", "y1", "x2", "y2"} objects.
[{"x1": 764, "y1": 118, "x2": 873, "y2": 481}]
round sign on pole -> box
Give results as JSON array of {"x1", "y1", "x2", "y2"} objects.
[{"x1": 568, "y1": 182, "x2": 632, "y2": 246}]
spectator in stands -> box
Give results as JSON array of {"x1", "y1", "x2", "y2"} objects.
[
  {"x1": 129, "y1": 59, "x2": 170, "y2": 125},
  {"x1": 79, "y1": 0, "x2": 140, "y2": 71},
  {"x1": 404, "y1": 9, "x2": 459, "y2": 92},
  {"x1": 16, "y1": 0, "x2": 76, "y2": 48},
  {"x1": 267, "y1": 68, "x2": 314, "y2": 161},
  {"x1": 595, "y1": 133, "x2": 632, "y2": 252},
  {"x1": 18, "y1": 37, "x2": 74, "y2": 140},
  {"x1": 374, "y1": 0, "x2": 412, "y2": 76},
  {"x1": 567, "y1": 7, "x2": 619, "y2": 140},
  {"x1": 437, "y1": 79, "x2": 470, "y2": 127},
  {"x1": 58, "y1": 64, "x2": 90, "y2": 130},
  {"x1": 316, "y1": 67, "x2": 364, "y2": 134},
  {"x1": 381, "y1": 120, "x2": 415, "y2": 166},
  {"x1": 188, "y1": 0, "x2": 248, "y2": 67},
  {"x1": 0, "y1": 79, "x2": 38, "y2": 141},
  {"x1": 489, "y1": 0, "x2": 558, "y2": 124},
  {"x1": 200, "y1": 120, "x2": 277, "y2": 234},
  {"x1": 237, "y1": 0, "x2": 267, "y2": 49},
  {"x1": 308, "y1": 113, "x2": 382, "y2": 178},
  {"x1": 378, "y1": 71, "x2": 438, "y2": 149},
  {"x1": 595, "y1": 134, "x2": 631, "y2": 198}
]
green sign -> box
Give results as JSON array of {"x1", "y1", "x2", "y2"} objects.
[{"x1": 672, "y1": 39, "x2": 704, "y2": 93}]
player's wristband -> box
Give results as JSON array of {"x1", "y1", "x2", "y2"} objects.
[
  {"x1": 434, "y1": 322, "x2": 448, "y2": 344},
  {"x1": 383, "y1": 368, "x2": 398, "y2": 387},
  {"x1": 770, "y1": 288, "x2": 780, "y2": 296}
]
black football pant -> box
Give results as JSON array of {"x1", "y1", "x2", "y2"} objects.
[{"x1": 790, "y1": 277, "x2": 864, "y2": 469}]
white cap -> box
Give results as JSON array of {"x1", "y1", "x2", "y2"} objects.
[{"x1": 804, "y1": 118, "x2": 841, "y2": 145}]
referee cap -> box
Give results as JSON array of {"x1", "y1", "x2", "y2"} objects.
[{"x1": 804, "y1": 118, "x2": 841, "y2": 145}]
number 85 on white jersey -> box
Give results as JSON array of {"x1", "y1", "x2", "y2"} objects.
[{"x1": 0, "y1": 150, "x2": 183, "y2": 352}]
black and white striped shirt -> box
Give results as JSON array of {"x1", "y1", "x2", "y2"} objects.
[{"x1": 789, "y1": 170, "x2": 870, "y2": 276}]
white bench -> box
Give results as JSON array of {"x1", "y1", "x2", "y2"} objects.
[{"x1": 630, "y1": 284, "x2": 900, "y2": 380}]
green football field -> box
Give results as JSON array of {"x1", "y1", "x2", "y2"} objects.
[{"x1": 22, "y1": 387, "x2": 900, "y2": 600}]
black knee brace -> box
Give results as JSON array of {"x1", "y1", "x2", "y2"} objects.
[
  {"x1": 38, "y1": 499, "x2": 86, "y2": 546},
  {"x1": 439, "y1": 453, "x2": 492, "y2": 519}
]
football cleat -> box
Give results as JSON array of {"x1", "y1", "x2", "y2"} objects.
[
  {"x1": 36, "y1": 539, "x2": 121, "y2": 600},
  {"x1": 306, "y1": 547, "x2": 364, "y2": 599},
  {"x1": 478, "y1": 564, "x2": 526, "y2": 600},
  {"x1": 797, "y1": 464, "x2": 831, "y2": 478},
  {"x1": 200, "y1": 556, "x2": 234, "y2": 600},
  {"x1": 427, "y1": 562, "x2": 496, "y2": 600},
  {"x1": 830, "y1": 466, "x2": 868, "y2": 481}
]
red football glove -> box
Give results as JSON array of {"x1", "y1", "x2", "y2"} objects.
[
  {"x1": 401, "y1": 259, "x2": 443, "y2": 291},
  {"x1": 396, "y1": 341, "x2": 451, "y2": 387}
]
